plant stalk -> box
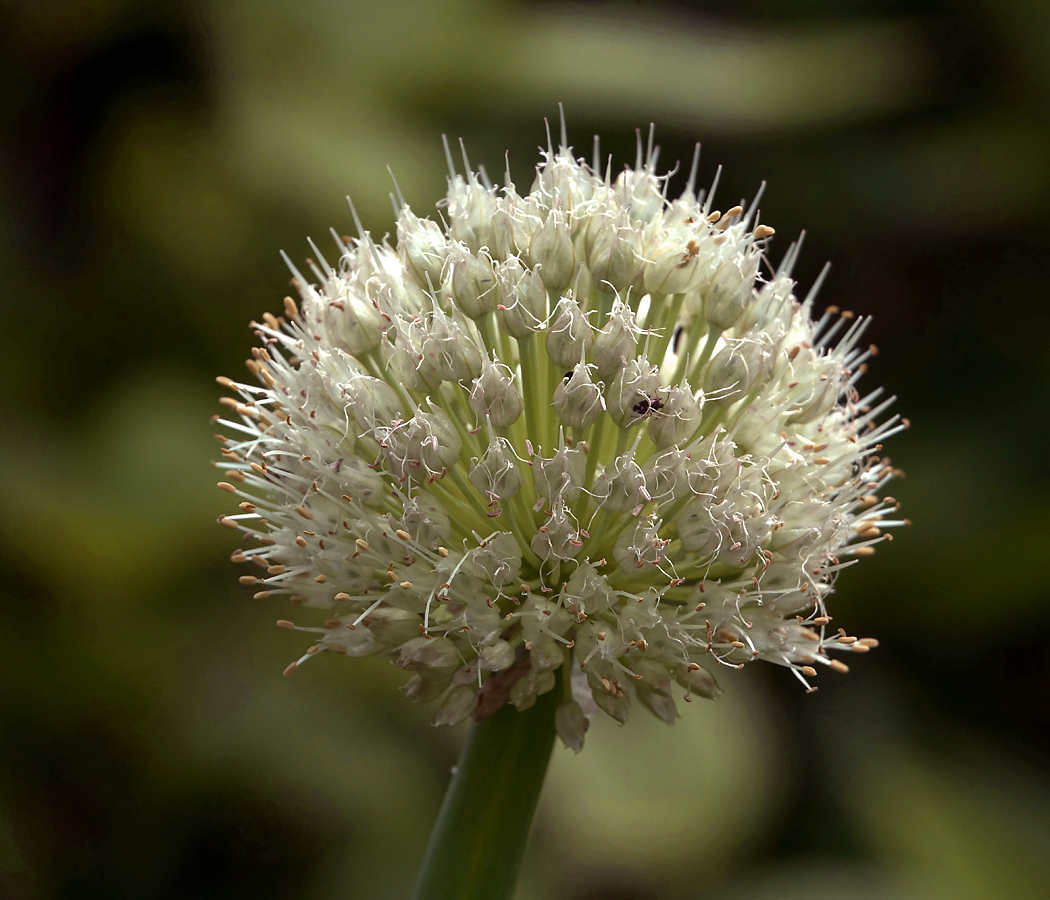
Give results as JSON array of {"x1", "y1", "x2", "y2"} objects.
[{"x1": 411, "y1": 682, "x2": 560, "y2": 900}]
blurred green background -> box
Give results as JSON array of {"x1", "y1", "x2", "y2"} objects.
[{"x1": 1, "y1": 0, "x2": 1049, "y2": 898}]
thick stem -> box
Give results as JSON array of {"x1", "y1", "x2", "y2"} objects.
[{"x1": 411, "y1": 683, "x2": 560, "y2": 900}]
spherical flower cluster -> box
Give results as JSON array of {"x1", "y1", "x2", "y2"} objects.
[{"x1": 214, "y1": 118, "x2": 906, "y2": 751}]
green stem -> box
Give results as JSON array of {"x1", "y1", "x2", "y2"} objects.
[{"x1": 411, "y1": 683, "x2": 560, "y2": 900}]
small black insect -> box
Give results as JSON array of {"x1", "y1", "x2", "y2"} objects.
[{"x1": 632, "y1": 395, "x2": 665, "y2": 417}]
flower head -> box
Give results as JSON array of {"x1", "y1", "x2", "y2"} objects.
[{"x1": 214, "y1": 116, "x2": 906, "y2": 750}]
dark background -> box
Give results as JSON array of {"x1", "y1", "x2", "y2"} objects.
[{"x1": 1, "y1": 1, "x2": 1048, "y2": 898}]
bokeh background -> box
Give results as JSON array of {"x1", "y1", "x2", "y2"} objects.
[{"x1": 2, "y1": 0, "x2": 1049, "y2": 897}]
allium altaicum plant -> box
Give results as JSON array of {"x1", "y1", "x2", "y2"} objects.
[{"x1": 214, "y1": 114, "x2": 906, "y2": 900}]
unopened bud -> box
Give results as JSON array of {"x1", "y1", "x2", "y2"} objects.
[
  {"x1": 478, "y1": 639, "x2": 516, "y2": 671},
  {"x1": 447, "y1": 175, "x2": 496, "y2": 254},
  {"x1": 593, "y1": 448, "x2": 650, "y2": 512},
  {"x1": 397, "y1": 207, "x2": 448, "y2": 289},
  {"x1": 562, "y1": 563, "x2": 616, "y2": 617},
  {"x1": 451, "y1": 246, "x2": 502, "y2": 319},
  {"x1": 642, "y1": 447, "x2": 690, "y2": 503},
  {"x1": 546, "y1": 297, "x2": 592, "y2": 369},
  {"x1": 362, "y1": 606, "x2": 421, "y2": 645},
  {"x1": 348, "y1": 375, "x2": 403, "y2": 431},
  {"x1": 434, "y1": 684, "x2": 478, "y2": 725},
  {"x1": 469, "y1": 433, "x2": 524, "y2": 502},
  {"x1": 533, "y1": 441, "x2": 586, "y2": 501},
  {"x1": 531, "y1": 501, "x2": 583, "y2": 561},
  {"x1": 703, "y1": 250, "x2": 760, "y2": 329},
  {"x1": 633, "y1": 659, "x2": 679, "y2": 725},
  {"x1": 325, "y1": 284, "x2": 385, "y2": 355},
  {"x1": 337, "y1": 455, "x2": 386, "y2": 508},
  {"x1": 605, "y1": 357, "x2": 662, "y2": 428},
  {"x1": 613, "y1": 518, "x2": 668, "y2": 573},
  {"x1": 398, "y1": 636, "x2": 460, "y2": 672},
  {"x1": 674, "y1": 663, "x2": 719, "y2": 699},
  {"x1": 510, "y1": 666, "x2": 556, "y2": 711},
  {"x1": 469, "y1": 357, "x2": 522, "y2": 428},
  {"x1": 674, "y1": 498, "x2": 723, "y2": 556},
  {"x1": 592, "y1": 299, "x2": 640, "y2": 379},
  {"x1": 403, "y1": 674, "x2": 451, "y2": 703},
  {"x1": 555, "y1": 700, "x2": 589, "y2": 753},
  {"x1": 587, "y1": 212, "x2": 643, "y2": 292},
  {"x1": 647, "y1": 380, "x2": 702, "y2": 448},
  {"x1": 495, "y1": 257, "x2": 548, "y2": 338},
  {"x1": 703, "y1": 337, "x2": 771, "y2": 404},
  {"x1": 401, "y1": 490, "x2": 452, "y2": 548},
  {"x1": 529, "y1": 210, "x2": 576, "y2": 292},
  {"x1": 466, "y1": 532, "x2": 522, "y2": 589},
  {"x1": 552, "y1": 362, "x2": 603, "y2": 430}
]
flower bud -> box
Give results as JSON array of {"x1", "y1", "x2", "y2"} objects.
[
  {"x1": 586, "y1": 665, "x2": 630, "y2": 724},
  {"x1": 465, "y1": 532, "x2": 522, "y2": 589},
  {"x1": 587, "y1": 212, "x2": 643, "y2": 292},
  {"x1": 562, "y1": 563, "x2": 616, "y2": 618},
  {"x1": 510, "y1": 666, "x2": 556, "y2": 711},
  {"x1": 703, "y1": 336, "x2": 772, "y2": 405},
  {"x1": 362, "y1": 606, "x2": 421, "y2": 646},
  {"x1": 518, "y1": 596, "x2": 573, "y2": 643},
  {"x1": 495, "y1": 257, "x2": 548, "y2": 338},
  {"x1": 324, "y1": 283, "x2": 385, "y2": 355},
  {"x1": 593, "y1": 448, "x2": 650, "y2": 513},
  {"x1": 533, "y1": 149, "x2": 596, "y2": 212},
  {"x1": 673, "y1": 498, "x2": 723, "y2": 557},
  {"x1": 703, "y1": 250, "x2": 760, "y2": 329},
  {"x1": 643, "y1": 223, "x2": 714, "y2": 296},
  {"x1": 552, "y1": 362, "x2": 603, "y2": 430},
  {"x1": 529, "y1": 210, "x2": 576, "y2": 292},
  {"x1": 336, "y1": 455, "x2": 386, "y2": 508},
  {"x1": 478, "y1": 639, "x2": 516, "y2": 671},
  {"x1": 591, "y1": 299, "x2": 640, "y2": 379},
  {"x1": 528, "y1": 633, "x2": 565, "y2": 671},
  {"x1": 605, "y1": 357, "x2": 663, "y2": 428},
  {"x1": 397, "y1": 208, "x2": 448, "y2": 289},
  {"x1": 531, "y1": 500, "x2": 583, "y2": 561},
  {"x1": 642, "y1": 447, "x2": 690, "y2": 503},
  {"x1": 451, "y1": 246, "x2": 502, "y2": 319},
  {"x1": 401, "y1": 490, "x2": 452, "y2": 548},
  {"x1": 383, "y1": 332, "x2": 429, "y2": 393},
  {"x1": 569, "y1": 262, "x2": 597, "y2": 311},
  {"x1": 674, "y1": 662, "x2": 719, "y2": 699},
  {"x1": 434, "y1": 684, "x2": 478, "y2": 726},
  {"x1": 398, "y1": 636, "x2": 460, "y2": 673},
  {"x1": 468, "y1": 357, "x2": 522, "y2": 428},
  {"x1": 555, "y1": 699, "x2": 589, "y2": 753},
  {"x1": 533, "y1": 441, "x2": 586, "y2": 501},
  {"x1": 490, "y1": 192, "x2": 537, "y2": 261},
  {"x1": 647, "y1": 379, "x2": 702, "y2": 448},
  {"x1": 385, "y1": 405, "x2": 462, "y2": 480},
  {"x1": 447, "y1": 174, "x2": 496, "y2": 254},
  {"x1": 403, "y1": 674, "x2": 452, "y2": 703},
  {"x1": 546, "y1": 297, "x2": 592, "y2": 369},
  {"x1": 433, "y1": 312, "x2": 484, "y2": 383},
  {"x1": 613, "y1": 518, "x2": 669, "y2": 573},
  {"x1": 617, "y1": 168, "x2": 664, "y2": 223},
  {"x1": 348, "y1": 375, "x2": 403, "y2": 432},
  {"x1": 633, "y1": 659, "x2": 679, "y2": 725},
  {"x1": 469, "y1": 433, "x2": 523, "y2": 506}
]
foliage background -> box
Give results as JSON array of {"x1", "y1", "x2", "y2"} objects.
[{"x1": 1, "y1": 1, "x2": 1048, "y2": 897}]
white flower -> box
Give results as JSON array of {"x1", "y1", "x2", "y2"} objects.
[{"x1": 214, "y1": 115, "x2": 907, "y2": 751}]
